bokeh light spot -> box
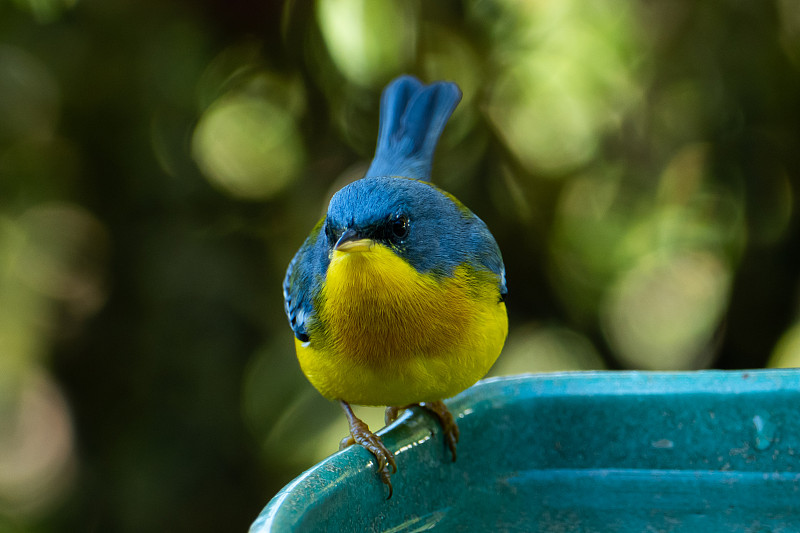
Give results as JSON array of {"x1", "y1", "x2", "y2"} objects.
[
  {"x1": 485, "y1": 3, "x2": 640, "y2": 175},
  {"x1": 601, "y1": 251, "x2": 731, "y2": 370},
  {"x1": 488, "y1": 58, "x2": 596, "y2": 174},
  {"x1": 768, "y1": 323, "x2": 800, "y2": 368},
  {"x1": 192, "y1": 94, "x2": 305, "y2": 200},
  {"x1": 0, "y1": 203, "x2": 108, "y2": 407},
  {"x1": 315, "y1": 0, "x2": 416, "y2": 86},
  {"x1": 490, "y1": 324, "x2": 606, "y2": 376},
  {"x1": 16, "y1": 203, "x2": 108, "y2": 311},
  {"x1": 0, "y1": 370, "x2": 75, "y2": 517}
]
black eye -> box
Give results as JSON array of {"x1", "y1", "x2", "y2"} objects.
[{"x1": 390, "y1": 214, "x2": 409, "y2": 241}]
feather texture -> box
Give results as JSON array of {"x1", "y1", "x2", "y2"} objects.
[
  {"x1": 366, "y1": 76, "x2": 462, "y2": 181},
  {"x1": 295, "y1": 243, "x2": 507, "y2": 406}
]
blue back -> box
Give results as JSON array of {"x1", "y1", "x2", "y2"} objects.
[{"x1": 365, "y1": 76, "x2": 462, "y2": 181}]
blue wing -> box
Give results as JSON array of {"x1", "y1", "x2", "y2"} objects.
[
  {"x1": 468, "y1": 214, "x2": 508, "y2": 301},
  {"x1": 365, "y1": 75, "x2": 462, "y2": 181},
  {"x1": 283, "y1": 224, "x2": 329, "y2": 342}
]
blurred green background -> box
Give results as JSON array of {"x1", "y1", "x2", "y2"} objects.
[{"x1": 1, "y1": 0, "x2": 800, "y2": 531}]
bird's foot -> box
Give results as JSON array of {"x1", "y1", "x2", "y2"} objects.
[
  {"x1": 419, "y1": 400, "x2": 460, "y2": 461},
  {"x1": 339, "y1": 401, "x2": 397, "y2": 498},
  {"x1": 384, "y1": 405, "x2": 412, "y2": 425}
]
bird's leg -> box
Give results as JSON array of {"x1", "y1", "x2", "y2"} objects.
[
  {"x1": 338, "y1": 400, "x2": 397, "y2": 498},
  {"x1": 419, "y1": 400, "x2": 460, "y2": 461}
]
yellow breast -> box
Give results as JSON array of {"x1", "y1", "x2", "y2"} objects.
[{"x1": 295, "y1": 243, "x2": 507, "y2": 406}]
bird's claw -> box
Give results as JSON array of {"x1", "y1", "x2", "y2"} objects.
[
  {"x1": 350, "y1": 418, "x2": 397, "y2": 498},
  {"x1": 340, "y1": 401, "x2": 397, "y2": 498},
  {"x1": 384, "y1": 405, "x2": 410, "y2": 426},
  {"x1": 350, "y1": 422, "x2": 397, "y2": 474},
  {"x1": 420, "y1": 400, "x2": 460, "y2": 461},
  {"x1": 339, "y1": 399, "x2": 459, "y2": 498}
]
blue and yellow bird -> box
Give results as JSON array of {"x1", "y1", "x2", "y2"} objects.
[{"x1": 283, "y1": 75, "x2": 508, "y2": 497}]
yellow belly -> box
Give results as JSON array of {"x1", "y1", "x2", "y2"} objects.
[{"x1": 295, "y1": 243, "x2": 508, "y2": 406}]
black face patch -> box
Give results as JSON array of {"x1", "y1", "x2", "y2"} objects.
[{"x1": 324, "y1": 219, "x2": 339, "y2": 246}]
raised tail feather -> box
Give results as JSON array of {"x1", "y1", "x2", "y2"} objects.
[{"x1": 365, "y1": 75, "x2": 462, "y2": 181}]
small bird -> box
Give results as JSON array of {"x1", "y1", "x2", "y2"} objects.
[{"x1": 283, "y1": 75, "x2": 508, "y2": 497}]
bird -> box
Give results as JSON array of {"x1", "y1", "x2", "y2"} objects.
[{"x1": 282, "y1": 75, "x2": 508, "y2": 498}]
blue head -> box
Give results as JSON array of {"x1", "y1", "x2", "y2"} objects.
[{"x1": 325, "y1": 177, "x2": 497, "y2": 276}]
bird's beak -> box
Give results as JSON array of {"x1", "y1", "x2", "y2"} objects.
[{"x1": 334, "y1": 228, "x2": 374, "y2": 253}]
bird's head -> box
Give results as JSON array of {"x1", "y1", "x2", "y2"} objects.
[{"x1": 323, "y1": 176, "x2": 472, "y2": 275}]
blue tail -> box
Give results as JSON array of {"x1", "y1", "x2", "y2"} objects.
[{"x1": 365, "y1": 75, "x2": 462, "y2": 181}]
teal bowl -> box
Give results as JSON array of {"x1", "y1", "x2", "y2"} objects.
[{"x1": 251, "y1": 370, "x2": 800, "y2": 532}]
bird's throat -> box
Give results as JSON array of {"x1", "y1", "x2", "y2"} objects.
[{"x1": 326, "y1": 244, "x2": 420, "y2": 312}]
